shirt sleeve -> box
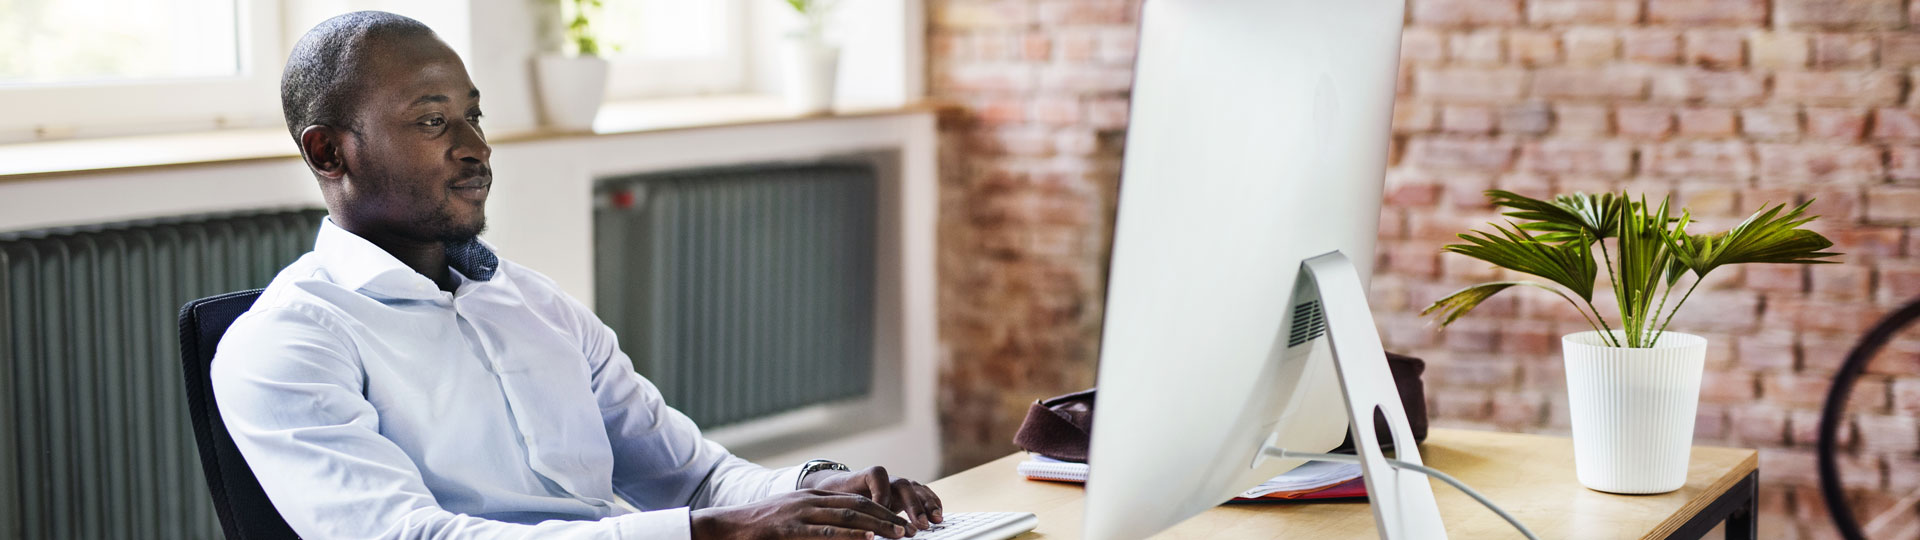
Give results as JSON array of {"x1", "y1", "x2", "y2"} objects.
[
  {"x1": 212, "y1": 306, "x2": 692, "y2": 540},
  {"x1": 566, "y1": 293, "x2": 801, "y2": 509}
]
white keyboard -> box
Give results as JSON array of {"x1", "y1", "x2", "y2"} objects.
[{"x1": 896, "y1": 511, "x2": 1038, "y2": 540}]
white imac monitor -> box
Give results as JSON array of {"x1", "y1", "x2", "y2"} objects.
[{"x1": 1083, "y1": 1, "x2": 1428, "y2": 539}]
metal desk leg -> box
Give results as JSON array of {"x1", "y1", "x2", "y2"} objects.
[
  {"x1": 1669, "y1": 470, "x2": 1760, "y2": 539},
  {"x1": 1725, "y1": 470, "x2": 1757, "y2": 540}
]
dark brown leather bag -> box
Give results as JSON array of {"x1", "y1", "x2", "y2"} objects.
[{"x1": 1013, "y1": 352, "x2": 1429, "y2": 462}]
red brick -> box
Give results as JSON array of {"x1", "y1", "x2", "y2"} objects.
[
  {"x1": 1789, "y1": 410, "x2": 1855, "y2": 449},
  {"x1": 1747, "y1": 265, "x2": 1808, "y2": 293},
  {"x1": 1442, "y1": 173, "x2": 1497, "y2": 210},
  {"x1": 1870, "y1": 339, "x2": 1920, "y2": 376},
  {"x1": 1703, "y1": 369, "x2": 1760, "y2": 402},
  {"x1": 1889, "y1": 456, "x2": 1920, "y2": 492},
  {"x1": 1755, "y1": 143, "x2": 1885, "y2": 185},
  {"x1": 1489, "y1": 391, "x2": 1548, "y2": 429},
  {"x1": 1865, "y1": 186, "x2": 1920, "y2": 224},
  {"x1": 1776, "y1": 0, "x2": 1907, "y2": 31},
  {"x1": 1891, "y1": 147, "x2": 1920, "y2": 183},
  {"x1": 1403, "y1": 137, "x2": 1520, "y2": 172},
  {"x1": 1751, "y1": 32, "x2": 1812, "y2": 69},
  {"x1": 1036, "y1": 1, "x2": 1138, "y2": 25},
  {"x1": 1085, "y1": 98, "x2": 1128, "y2": 129},
  {"x1": 1872, "y1": 108, "x2": 1920, "y2": 140},
  {"x1": 1810, "y1": 262, "x2": 1873, "y2": 300},
  {"x1": 1696, "y1": 403, "x2": 1731, "y2": 439},
  {"x1": 1895, "y1": 378, "x2": 1920, "y2": 415},
  {"x1": 1441, "y1": 105, "x2": 1497, "y2": 134},
  {"x1": 1432, "y1": 391, "x2": 1493, "y2": 421},
  {"x1": 1057, "y1": 30, "x2": 1097, "y2": 62},
  {"x1": 1667, "y1": 290, "x2": 1763, "y2": 332},
  {"x1": 1623, "y1": 29, "x2": 1682, "y2": 64},
  {"x1": 1812, "y1": 33, "x2": 1879, "y2": 68},
  {"x1": 1412, "y1": 0, "x2": 1524, "y2": 26},
  {"x1": 1649, "y1": 69, "x2": 1767, "y2": 105},
  {"x1": 1450, "y1": 30, "x2": 1505, "y2": 65},
  {"x1": 1676, "y1": 107, "x2": 1737, "y2": 137},
  {"x1": 1038, "y1": 64, "x2": 1133, "y2": 92},
  {"x1": 1855, "y1": 414, "x2": 1919, "y2": 453},
  {"x1": 1553, "y1": 104, "x2": 1612, "y2": 136},
  {"x1": 1533, "y1": 67, "x2": 1644, "y2": 99},
  {"x1": 1501, "y1": 320, "x2": 1560, "y2": 355},
  {"x1": 1528, "y1": 0, "x2": 1641, "y2": 24},
  {"x1": 1805, "y1": 107, "x2": 1868, "y2": 140},
  {"x1": 1029, "y1": 97, "x2": 1081, "y2": 125},
  {"x1": 936, "y1": 65, "x2": 1038, "y2": 93},
  {"x1": 1507, "y1": 31, "x2": 1560, "y2": 66},
  {"x1": 1647, "y1": 0, "x2": 1769, "y2": 25},
  {"x1": 1392, "y1": 101, "x2": 1437, "y2": 133},
  {"x1": 1802, "y1": 187, "x2": 1863, "y2": 222},
  {"x1": 1769, "y1": 299, "x2": 1890, "y2": 336},
  {"x1": 1643, "y1": 140, "x2": 1755, "y2": 180},
  {"x1": 1499, "y1": 102, "x2": 1554, "y2": 135},
  {"x1": 1763, "y1": 450, "x2": 1822, "y2": 489},
  {"x1": 1400, "y1": 29, "x2": 1448, "y2": 64},
  {"x1": 1740, "y1": 107, "x2": 1803, "y2": 139},
  {"x1": 1731, "y1": 405, "x2": 1790, "y2": 446},
  {"x1": 1880, "y1": 263, "x2": 1920, "y2": 304},
  {"x1": 1563, "y1": 28, "x2": 1620, "y2": 65},
  {"x1": 1774, "y1": 71, "x2": 1905, "y2": 106},
  {"x1": 1095, "y1": 28, "x2": 1136, "y2": 65},
  {"x1": 933, "y1": 1, "x2": 1036, "y2": 29},
  {"x1": 1437, "y1": 356, "x2": 1517, "y2": 386},
  {"x1": 1053, "y1": 129, "x2": 1100, "y2": 156},
  {"x1": 1685, "y1": 31, "x2": 1746, "y2": 68},
  {"x1": 1519, "y1": 139, "x2": 1634, "y2": 177},
  {"x1": 1737, "y1": 331, "x2": 1800, "y2": 370},
  {"x1": 1677, "y1": 185, "x2": 1740, "y2": 215},
  {"x1": 1824, "y1": 226, "x2": 1906, "y2": 257},
  {"x1": 1415, "y1": 68, "x2": 1529, "y2": 102},
  {"x1": 1880, "y1": 33, "x2": 1920, "y2": 68},
  {"x1": 1618, "y1": 106, "x2": 1676, "y2": 138}
]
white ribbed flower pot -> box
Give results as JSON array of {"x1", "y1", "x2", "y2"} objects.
[
  {"x1": 781, "y1": 36, "x2": 840, "y2": 115},
  {"x1": 1562, "y1": 330, "x2": 1708, "y2": 495},
  {"x1": 532, "y1": 55, "x2": 609, "y2": 131}
]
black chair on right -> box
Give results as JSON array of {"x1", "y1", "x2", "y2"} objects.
[{"x1": 179, "y1": 289, "x2": 300, "y2": 540}]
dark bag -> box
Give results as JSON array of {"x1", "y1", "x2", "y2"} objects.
[{"x1": 1013, "y1": 352, "x2": 1429, "y2": 462}]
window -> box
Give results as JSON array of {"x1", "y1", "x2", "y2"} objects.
[
  {"x1": 0, "y1": 0, "x2": 282, "y2": 143},
  {"x1": 597, "y1": 0, "x2": 748, "y2": 99}
]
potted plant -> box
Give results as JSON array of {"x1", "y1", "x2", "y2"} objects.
[
  {"x1": 533, "y1": 0, "x2": 611, "y2": 131},
  {"x1": 780, "y1": 0, "x2": 840, "y2": 115},
  {"x1": 1423, "y1": 190, "x2": 1839, "y2": 494}
]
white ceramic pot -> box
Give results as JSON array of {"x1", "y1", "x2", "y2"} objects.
[
  {"x1": 1562, "y1": 330, "x2": 1708, "y2": 494},
  {"x1": 532, "y1": 55, "x2": 610, "y2": 131},
  {"x1": 781, "y1": 37, "x2": 840, "y2": 115}
]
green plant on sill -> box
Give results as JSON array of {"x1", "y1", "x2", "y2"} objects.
[
  {"x1": 562, "y1": 0, "x2": 606, "y2": 57},
  {"x1": 784, "y1": 0, "x2": 838, "y2": 40},
  {"x1": 1421, "y1": 190, "x2": 1841, "y2": 348}
]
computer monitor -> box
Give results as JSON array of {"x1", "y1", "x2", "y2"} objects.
[{"x1": 1083, "y1": 1, "x2": 1434, "y2": 539}]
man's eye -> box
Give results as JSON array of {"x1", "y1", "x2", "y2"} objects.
[
  {"x1": 466, "y1": 113, "x2": 483, "y2": 123},
  {"x1": 421, "y1": 117, "x2": 445, "y2": 127}
]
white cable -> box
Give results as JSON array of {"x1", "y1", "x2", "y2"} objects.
[{"x1": 1274, "y1": 449, "x2": 1540, "y2": 540}]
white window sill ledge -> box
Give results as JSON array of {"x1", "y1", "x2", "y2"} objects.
[{"x1": 0, "y1": 94, "x2": 945, "y2": 183}]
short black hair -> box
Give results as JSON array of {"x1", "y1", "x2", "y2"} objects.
[{"x1": 280, "y1": 11, "x2": 434, "y2": 140}]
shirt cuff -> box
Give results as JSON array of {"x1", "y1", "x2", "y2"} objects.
[
  {"x1": 614, "y1": 506, "x2": 692, "y2": 540},
  {"x1": 772, "y1": 465, "x2": 807, "y2": 496}
]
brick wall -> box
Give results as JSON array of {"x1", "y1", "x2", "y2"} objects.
[{"x1": 929, "y1": 1, "x2": 1920, "y2": 536}]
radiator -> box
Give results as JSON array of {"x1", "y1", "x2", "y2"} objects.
[
  {"x1": 595, "y1": 163, "x2": 878, "y2": 429},
  {"x1": 0, "y1": 208, "x2": 326, "y2": 540}
]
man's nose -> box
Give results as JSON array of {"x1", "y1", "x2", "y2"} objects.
[{"x1": 451, "y1": 119, "x2": 490, "y2": 164}]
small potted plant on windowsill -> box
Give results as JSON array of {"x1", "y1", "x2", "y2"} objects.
[
  {"x1": 1424, "y1": 190, "x2": 1839, "y2": 495},
  {"x1": 533, "y1": 0, "x2": 611, "y2": 131},
  {"x1": 780, "y1": 0, "x2": 840, "y2": 115}
]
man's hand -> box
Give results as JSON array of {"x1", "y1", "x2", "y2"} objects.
[
  {"x1": 800, "y1": 466, "x2": 945, "y2": 532},
  {"x1": 691, "y1": 489, "x2": 915, "y2": 540}
]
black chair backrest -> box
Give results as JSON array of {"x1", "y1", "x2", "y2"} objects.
[{"x1": 179, "y1": 289, "x2": 300, "y2": 540}]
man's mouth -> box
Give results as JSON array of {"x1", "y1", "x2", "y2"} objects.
[{"x1": 451, "y1": 177, "x2": 492, "y2": 191}]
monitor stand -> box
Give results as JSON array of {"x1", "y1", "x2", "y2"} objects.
[{"x1": 1261, "y1": 251, "x2": 1447, "y2": 540}]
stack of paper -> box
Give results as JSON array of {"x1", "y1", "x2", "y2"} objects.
[{"x1": 1016, "y1": 454, "x2": 1366, "y2": 501}]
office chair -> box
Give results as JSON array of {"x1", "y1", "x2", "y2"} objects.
[
  {"x1": 179, "y1": 289, "x2": 300, "y2": 540},
  {"x1": 1817, "y1": 294, "x2": 1920, "y2": 540}
]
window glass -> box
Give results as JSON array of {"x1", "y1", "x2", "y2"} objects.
[{"x1": 0, "y1": 0, "x2": 241, "y2": 86}]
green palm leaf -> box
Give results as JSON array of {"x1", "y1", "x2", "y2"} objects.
[
  {"x1": 1423, "y1": 281, "x2": 1594, "y2": 328},
  {"x1": 1443, "y1": 222, "x2": 1598, "y2": 302},
  {"x1": 1488, "y1": 190, "x2": 1622, "y2": 244},
  {"x1": 1665, "y1": 201, "x2": 1840, "y2": 277}
]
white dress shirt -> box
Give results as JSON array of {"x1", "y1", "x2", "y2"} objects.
[{"x1": 212, "y1": 218, "x2": 803, "y2": 540}]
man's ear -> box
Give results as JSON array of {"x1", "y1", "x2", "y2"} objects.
[{"x1": 298, "y1": 125, "x2": 349, "y2": 180}]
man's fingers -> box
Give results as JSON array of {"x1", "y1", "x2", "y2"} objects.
[
  {"x1": 805, "y1": 493, "x2": 913, "y2": 528},
  {"x1": 862, "y1": 467, "x2": 894, "y2": 511},
  {"x1": 893, "y1": 480, "x2": 931, "y2": 529},
  {"x1": 917, "y1": 484, "x2": 944, "y2": 523},
  {"x1": 803, "y1": 507, "x2": 911, "y2": 539},
  {"x1": 788, "y1": 523, "x2": 884, "y2": 540}
]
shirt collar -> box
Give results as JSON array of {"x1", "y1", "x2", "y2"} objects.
[{"x1": 313, "y1": 217, "x2": 500, "y2": 299}]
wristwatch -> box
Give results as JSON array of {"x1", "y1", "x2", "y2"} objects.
[{"x1": 797, "y1": 459, "x2": 850, "y2": 489}]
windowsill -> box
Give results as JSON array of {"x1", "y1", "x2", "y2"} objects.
[{"x1": 0, "y1": 94, "x2": 948, "y2": 183}]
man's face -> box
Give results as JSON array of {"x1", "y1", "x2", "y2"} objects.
[{"x1": 333, "y1": 33, "x2": 491, "y2": 244}]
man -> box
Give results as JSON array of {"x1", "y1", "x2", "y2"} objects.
[{"x1": 213, "y1": 11, "x2": 940, "y2": 539}]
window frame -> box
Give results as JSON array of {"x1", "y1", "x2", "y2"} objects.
[
  {"x1": 0, "y1": 0, "x2": 285, "y2": 144},
  {"x1": 599, "y1": 0, "x2": 750, "y2": 100}
]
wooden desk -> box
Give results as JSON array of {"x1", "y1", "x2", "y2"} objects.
[{"x1": 928, "y1": 429, "x2": 1758, "y2": 539}]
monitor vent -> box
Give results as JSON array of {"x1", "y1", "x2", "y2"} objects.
[{"x1": 1288, "y1": 300, "x2": 1327, "y2": 347}]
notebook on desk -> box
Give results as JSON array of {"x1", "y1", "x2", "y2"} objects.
[{"x1": 1016, "y1": 454, "x2": 1367, "y2": 501}]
